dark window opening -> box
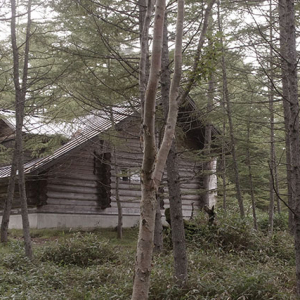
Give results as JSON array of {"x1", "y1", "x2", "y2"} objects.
[
  {"x1": 120, "y1": 168, "x2": 140, "y2": 183},
  {"x1": 94, "y1": 151, "x2": 111, "y2": 209},
  {"x1": 121, "y1": 168, "x2": 129, "y2": 181}
]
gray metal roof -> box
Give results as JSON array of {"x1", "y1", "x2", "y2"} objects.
[
  {"x1": 0, "y1": 106, "x2": 136, "y2": 178},
  {"x1": 0, "y1": 109, "x2": 76, "y2": 138}
]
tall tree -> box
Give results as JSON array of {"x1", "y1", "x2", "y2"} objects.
[
  {"x1": 279, "y1": 0, "x2": 294, "y2": 234},
  {"x1": 1, "y1": 0, "x2": 33, "y2": 259},
  {"x1": 218, "y1": 0, "x2": 245, "y2": 218},
  {"x1": 279, "y1": 0, "x2": 300, "y2": 295},
  {"x1": 160, "y1": 9, "x2": 187, "y2": 285},
  {"x1": 132, "y1": 0, "x2": 184, "y2": 297}
]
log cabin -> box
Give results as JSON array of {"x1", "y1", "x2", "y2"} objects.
[{"x1": 0, "y1": 104, "x2": 217, "y2": 229}]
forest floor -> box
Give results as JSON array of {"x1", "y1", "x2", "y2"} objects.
[{"x1": 0, "y1": 212, "x2": 297, "y2": 299}]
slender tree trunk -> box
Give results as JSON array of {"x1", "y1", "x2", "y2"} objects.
[
  {"x1": 108, "y1": 54, "x2": 123, "y2": 239},
  {"x1": 285, "y1": 0, "x2": 300, "y2": 294},
  {"x1": 268, "y1": 0, "x2": 275, "y2": 235},
  {"x1": 178, "y1": 0, "x2": 216, "y2": 105},
  {"x1": 160, "y1": 9, "x2": 187, "y2": 285},
  {"x1": 278, "y1": 0, "x2": 294, "y2": 234},
  {"x1": 8, "y1": 0, "x2": 33, "y2": 259},
  {"x1": 203, "y1": 32, "x2": 214, "y2": 207},
  {"x1": 274, "y1": 156, "x2": 281, "y2": 214},
  {"x1": 246, "y1": 122, "x2": 258, "y2": 230},
  {"x1": 132, "y1": 1, "x2": 166, "y2": 298},
  {"x1": 139, "y1": 0, "x2": 153, "y2": 118},
  {"x1": 218, "y1": 0, "x2": 244, "y2": 218},
  {"x1": 17, "y1": 129, "x2": 32, "y2": 259},
  {"x1": 132, "y1": 0, "x2": 184, "y2": 297},
  {"x1": 222, "y1": 50, "x2": 244, "y2": 218},
  {"x1": 166, "y1": 142, "x2": 187, "y2": 285},
  {"x1": 279, "y1": 0, "x2": 300, "y2": 295},
  {"x1": 217, "y1": 0, "x2": 227, "y2": 213}
]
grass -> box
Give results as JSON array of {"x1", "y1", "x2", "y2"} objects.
[{"x1": 0, "y1": 214, "x2": 297, "y2": 299}]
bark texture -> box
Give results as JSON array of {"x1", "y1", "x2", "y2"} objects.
[
  {"x1": 132, "y1": 0, "x2": 184, "y2": 297},
  {"x1": 279, "y1": 0, "x2": 300, "y2": 295},
  {"x1": 160, "y1": 10, "x2": 187, "y2": 285},
  {"x1": 278, "y1": 0, "x2": 294, "y2": 234},
  {"x1": 166, "y1": 142, "x2": 187, "y2": 285},
  {"x1": 2, "y1": 0, "x2": 33, "y2": 258},
  {"x1": 132, "y1": 1, "x2": 166, "y2": 298},
  {"x1": 268, "y1": 0, "x2": 276, "y2": 234}
]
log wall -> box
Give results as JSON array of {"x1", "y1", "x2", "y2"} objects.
[{"x1": 0, "y1": 116, "x2": 208, "y2": 222}]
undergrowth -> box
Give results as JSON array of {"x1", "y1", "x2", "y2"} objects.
[
  {"x1": 39, "y1": 232, "x2": 120, "y2": 267},
  {"x1": 0, "y1": 214, "x2": 297, "y2": 299}
]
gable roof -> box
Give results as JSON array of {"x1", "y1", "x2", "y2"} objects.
[
  {"x1": 0, "y1": 106, "x2": 136, "y2": 178},
  {"x1": 0, "y1": 97, "x2": 218, "y2": 179}
]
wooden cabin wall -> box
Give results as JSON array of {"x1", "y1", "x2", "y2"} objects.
[
  {"x1": 0, "y1": 116, "x2": 208, "y2": 223},
  {"x1": 111, "y1": 117, "x2": 204, "y2": 219},
  {"x1": 38, "y1": 138, "x2": 109, "y2": 215},
  {"x1": 0, "y1": 178, "x2": 40, "y2": 212},
  {"x1": 0, "y1": 180, "x2": 19, "y2": 210}
]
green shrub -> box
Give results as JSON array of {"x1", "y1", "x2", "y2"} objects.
[
  {"x1": 39, "y1": 232, "x2": 119, "y2": 267},
  {"x1": 177, "y1": 211, "x2": 294, "y2": 266},
  {"x1": 258, "y1": 212, "x2": 289, "y2": 233},
  {"x1": 187, "y1": 213, "x2": 260, "y2": 252},
  {"x1": 0, "y1": 225, "x2": 296, "y2": 299}
]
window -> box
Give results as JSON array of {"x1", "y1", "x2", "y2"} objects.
[
  {"x1": 94, "y1": 152, "x2": 111, "y2": 209},
  {"x1": 120, "y1": 168, "x2": 140, "y2": 183}
]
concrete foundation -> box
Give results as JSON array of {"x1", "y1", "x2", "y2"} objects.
[{"x1": 0, "y1": 213, "x2": 140, "y2": 229}]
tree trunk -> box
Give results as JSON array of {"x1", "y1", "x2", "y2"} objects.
[
  {"x1": 218, "y1": 1, "x2": 244, "y2": 218},
  {"x1": 222, "y1": 44, "x2": 244, "y2": 219},
  {"x1": 246, "y1": 122, "x2": 258, "y2": 230},
  {"x1": 8, "y1": 0, "x2": 33, "y2": 259},
  {"x1": 279, "y1": 0, "x2": 300, "y2": 295},
  {"x1": 285, "y1": 0, "x2": 300, "y2": 294},
  {"x1": 132, "y1": 1, "x2": 166, "y2": 298},
  {"x1": 166, "y1": 142, "x2": 187, "y2": 285},
  {"x1": 139, "y1": 0, "x2": 153, "y2": 118},
  {"x1": 17, "y1": 129, "x2": 32, "y2": 259},
  {"x1": 218, "y1": 0, "x2": 227, "y2": 213},
  {"x1": 108, "y1": 55, "x2": 123, "y2": 239},
  {"x1": 203, "y1": 31, "x2": 214, "y2": 207},
  {"x1": 274, "y1": 157, "x2": 281, "y2": 214},
  {"x1": 278, "y1": 0, "x2": 294, "y2": 234},
  {"x1": 268, "y1": 0, "x2": 275, "y2": 235},
  {"x1": 178, "y1": 0, "x2": 216, "y2": 105},
  {"x1": 160, "y1": 9, "x2": 187, "y2": 285},
  {"x1": 132, "y1": 0, "x2": 184, "y2": 297}
]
